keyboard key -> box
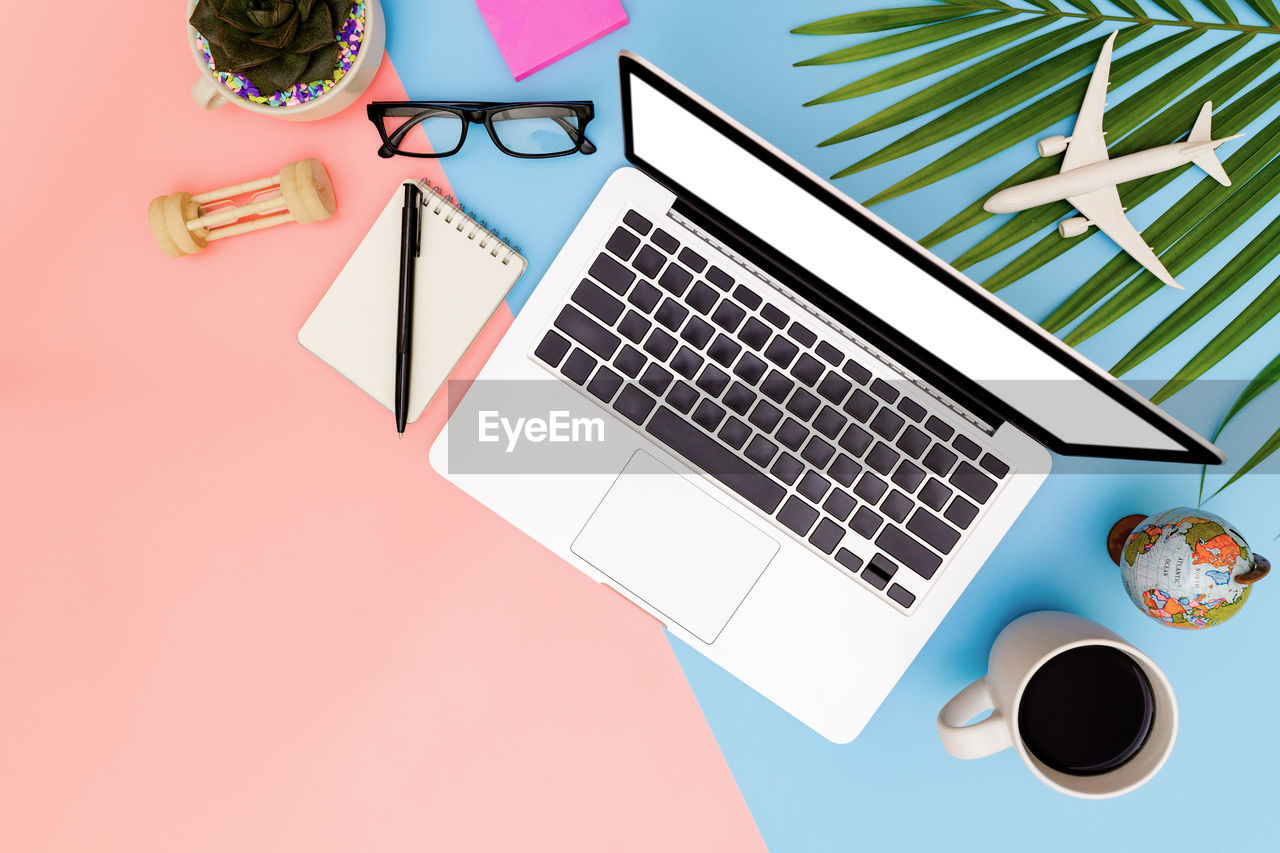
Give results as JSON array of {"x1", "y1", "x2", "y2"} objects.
[
  {"x1": 882, "y1": 490, "x2": 912, "y2": 523},
  {"x1": 587, "y1": 366, "x2": 623, "y2": 402},
  {"x1": 951, "y1": 461, "x2": 997, "y2": 503},
  {"x1": 945, "y1": 496, "x2": 979, "y2": 529},
  {"x1": 623, "y1": 210, "x2": 651, "y2": 234},
  {"x1": 554, "y1": 305, "x2": 620, "y2": 359},
  {"x1": 776, "y1": 418, "x2": 808, "y2": 451},
  {"x1": 666, "y1": 381, "x2": 698, "y2": 413},
  {"x1": 792, "y1": 353, "x2": 824, "y2": 386},
  {"x1": 628, "y1": 281, "x2": 661, "y2": 313},
  {"x1": 646, "y1": 407, "x2": 785, "y2": 514},
  {"x1": 925, "y1": 416, "x2": 955, "y2": 441},
  {"x1": 640, "y1": 363, "x2": 673, "y2": 396},
  {"x1": 887, "y1": 584, "x2": 916, "y2": 608},
  {"x1": 876, "y1": 526, "x2": 942, "y2": 579},
  {"x1": 817, "y1": 373, "x2": 852, "y2": 405},
  {"x1": 892, "y1": 461, "x2": 925, "y2": 493},
  {"x1": 828, "y1": 454, "x2": 861, "y2": 488},
  {"x1": 842, "y1": 359, "x2": 872, "y2": 384},
  {"x1": 801, "y1": 436, "x2": 835, "y2": 469},
  {"x1": 922, "y1": 444, "x2": 958, "y2": 477},
  {"x1": 813, "y1": 406, "x2": 847, "y2": 439},
  {"x1": 655, "y1": 299, "x2": 689, "y2": 332},
  {"x1": 953, "y1": 434, "x2": 981, "y2": 459},
  {"x1": 659, "y1": 265, "x2": 693, "y2": 296},
  {"x1": 681, "y1": 316, "x2": 714, "y2": 348},
  {"x1": 589, "y1": 253, "x2": 636, "y2": 294},
  {"x1": 678, "y1": 247, "x2": 707, "y2": 272},
  {"x1": 809, "y1": 518, "x2": 844, "y2": 554},
  {"x1": 618, "y1": 310, "x2": 651, "y2": 343},
  {"x1": 744, "y1": 435, "x2": 778, "y2": 466},
  {"x1": 764, "y1": 337, "x2": 799, "y2": 369},
  {"x1": 778, "y1": 496, "x2": 819, "y2": 536},
  {"x1": 835, "y1": 548, "x2": 864, "y2": 573},
  {"x1": 870, "y1": 408, "x2": 905, "y2": 440},
  {"x1": 843, "y1": 388, "x2": 877, "y2": 422},
  {"x1": 863, "y1": 554, "x2": 897, "y2": 590},
  {"x1": 838, "y1": 423, "x2": 873, "y2": 457},
  {"x1": 707, "y1": 266, "x2": 734, "y2": 291},
  {"x1": 719, "y1": 417, "x2": 751, "y2": 449},
  {"x1": 671, "y1": 346, "x2": 703, "y2": 379},
  {"x1": 734, "y1": 284, "x2": 762, "y2": 309},
  {"x1": 798, "y1": 470, "x2": 830, "y2": 502},
  {"x1": 854, "y1": 472, "x2": 887, "y2": 504},
  {"x1": 919, "y1": 478, "x2": 951, "y2": 511},
  {"x1": 870, "y1": 378, "x2": 899, "y2": 403},
  {"x1": 866, "y1": 442, "x2": 900, "y2": 475},
  {"x1": 686, "y1": 281, "x2": 718, "y2": 313},
  {"x1": 980, "y1": 453, "x2": 1010, "y2": 478},
  {"x1": 643, "y1": 328, "x2": 676, "y2": 360},
  {"x1": 786, "y1": 388, "x2": 820, "y2": 421},
  {"x1": 710, "y1": 300, "x2": 746, "y2": 333},
  {"x1": 696, "y1": 364, "x2": 730, "y2": 397},
  {"x1": 761, "y1": 370, "x2": 794, "y2": 403},
  {"x1": 562, "y1": 349, "x2": 596, "y2": 384},
  {"x1": 897, "y1": 396, "x2": 927, "y2": 422},
  {"x1": 771, "y1": 453, "x2": 803, "y2": 486},
  {"x1": 613, "y1": 385, "x2": 655, "y2": 424},
  {"x1": 749, "y1": 400, "x2": 782, "y2": 432},
  {"x1": 614, "y1": 345, "x2": 646, "y2": 378},
  {"x1": 632, "y1": 245, "x2": 665, "y2": 278},
  {"x1": 789, "y1": 323, "x2": 817, "y2": 348},
  {"x1": 816, "y1": 341, "x2": 843, "y2": 365},
  {"x1": 707, "y1": 334, "x2": 741, "y2": 367},
  {"x1": 850, "y1": 506, "x2": 883, "y2": 538},
  {"x1": 897, "y1": 426, "x2": 930, "y2": 458},
  {"x1": 723, "y1": 381, "x2": 755, "y2": 415},
  {"x1": 760, "y1": 303, "x2": 788, "y2": 327},
  {"x1": 651, "y1": 229, "x2": 678, "y2": 253},
  {"x1": 692, "y1": 399, "x2": 725, "y2": 431},
  {"x1": 534, "y1": 330, "x2": 571, "y2": 367},
  {"x1": 908, "y1": 508, "x2": 961, "y2": 553},
  {"x1": 823, "y1": 488, "x2": 856, "y2": 521},
  {"x1": 740, "y1": 317, "x2": 772, "y2": 350},
  {"x1": 733, "y1": 351, "x2": 767, "y2": 384},
  {"x1": 606, "y1": 227, "x2": 640, "y2": 261}
]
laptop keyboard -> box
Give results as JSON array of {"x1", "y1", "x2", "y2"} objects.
[{"x1": 530, "y1": 208, "x2": 1012, "y2": 614}]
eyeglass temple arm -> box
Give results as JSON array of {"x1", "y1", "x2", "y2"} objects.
[{"x1": 552, "y1": 116, "x2": 596, "y2": 154}]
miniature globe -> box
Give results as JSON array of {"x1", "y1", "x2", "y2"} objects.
[{"x1": 1107, "y1": 508, "x2": 1269, "y2": 630}]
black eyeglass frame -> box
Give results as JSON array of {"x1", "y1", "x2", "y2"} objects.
[{"x1": 367, "y1": 101, "x2": 598, "y2": 159}]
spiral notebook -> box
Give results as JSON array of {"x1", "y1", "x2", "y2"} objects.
[{"x1": 299, "y1": 180, "x2": 526, "y2": 424}]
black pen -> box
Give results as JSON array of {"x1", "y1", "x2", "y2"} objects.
[{"x1": 395, "y1": 182, "x2": 422, "y2": 436}]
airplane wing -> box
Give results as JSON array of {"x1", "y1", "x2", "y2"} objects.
[
  {"x1": 1060, "y1": 32, "x2": 1118, "y2": 172},
  {"x1": 1068, "y1": 186, "x2": 1183, "y2": 289}
]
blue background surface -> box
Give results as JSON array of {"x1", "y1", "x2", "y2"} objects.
[{"x1": 383, "y1": 2, "x2": 1280, "y2": 849}]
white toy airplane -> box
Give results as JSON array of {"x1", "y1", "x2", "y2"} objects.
[{"x1": 984, "y1": 31, "x2": 1243, "y2": 290}]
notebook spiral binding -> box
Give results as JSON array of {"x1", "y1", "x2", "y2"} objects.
[{"x1": 413, "y1": 179, "x2": 520, "y2": 265}]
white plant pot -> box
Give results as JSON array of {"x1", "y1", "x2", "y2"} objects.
[{"x1": 187, "y1": 0, "x2": 385, "y2": 121}]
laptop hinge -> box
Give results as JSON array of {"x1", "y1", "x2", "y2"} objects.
[{"x1": 667, "y1": 195, "x2": 1002, "y2": 437}]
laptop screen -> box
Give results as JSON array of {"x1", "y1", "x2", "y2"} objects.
[{"x1": 620, "y1": 54, "x2": 1221, "y2": 464}]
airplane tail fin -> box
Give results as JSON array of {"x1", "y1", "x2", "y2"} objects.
[{"x1": 1188, "y1": 102, "x2": 1234, "y2": 187}]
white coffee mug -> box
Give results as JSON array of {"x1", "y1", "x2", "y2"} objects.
[{"x1": 937, "y1": 611, "x2": 1177, "y2": 799}]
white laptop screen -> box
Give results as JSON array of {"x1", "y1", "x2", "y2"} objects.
[{"x1": 623, "y1": 59, "x2": 1219, "y2": 463}]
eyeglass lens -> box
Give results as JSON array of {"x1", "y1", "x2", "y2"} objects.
[
  {"x1": 489, "y1": 106, "x2": 584, "y2": 155},
  {"x1": 380, "y1": 106, "x2": 465, "y2": 156}
]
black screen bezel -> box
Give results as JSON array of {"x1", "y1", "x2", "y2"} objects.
[{"x1": 618, "y1": 53, "x2": 1222, "y2": 465}]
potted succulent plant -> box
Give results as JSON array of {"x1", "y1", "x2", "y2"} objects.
[{"x1": 187, "y1": 0, "x2": 384, "y2": 121}]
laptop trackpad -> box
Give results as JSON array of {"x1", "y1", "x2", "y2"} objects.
[{"x1": 571, "y1": 451, "x2": 780, "y2": 644}]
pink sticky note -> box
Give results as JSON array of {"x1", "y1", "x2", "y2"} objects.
[{"x1": 475, "y1": 0, "x2": 629, "y2": 81}]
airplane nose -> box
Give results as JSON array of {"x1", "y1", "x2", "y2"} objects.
[{"x1": 984, "y1": 190, "x2": 1016, "y2": 214}]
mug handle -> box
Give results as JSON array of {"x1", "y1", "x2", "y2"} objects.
[
  {"x1": 937, "y1": 676, "x2": 1013, "y2": 759},
  {"x1": 191, "y1": 77, "x2": 225, "y2": 111}
]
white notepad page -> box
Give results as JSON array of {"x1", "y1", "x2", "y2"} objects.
[{"x1": 299, "y1": 180, "x2": 526, "y2": 423}]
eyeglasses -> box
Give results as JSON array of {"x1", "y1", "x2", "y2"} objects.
[{"x1": 367, "y1": 101, "x2": 597, "y2": 159}]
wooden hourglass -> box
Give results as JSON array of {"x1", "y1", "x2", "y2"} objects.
[{"x1": 148, "y1": 158, "x2": 336, "y2": 257}]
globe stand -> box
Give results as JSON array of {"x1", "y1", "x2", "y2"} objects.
[{"x1": 1106, "y1": 514, "x2": 1147, "y2": 567}]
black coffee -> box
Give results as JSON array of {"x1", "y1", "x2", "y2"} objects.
[{"x1": 1017, "y1": 645, "x2": 1155, "y2": 776}]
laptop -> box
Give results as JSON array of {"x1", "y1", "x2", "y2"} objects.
[{"x1": 430, "y1": 52, "x2": 1223, "y2": 743}]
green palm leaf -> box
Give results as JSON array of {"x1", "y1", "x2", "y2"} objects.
[
  {"x1": 795, "y1": 12, "x2": 1015, "y2": 66},
  {"x1": 1198, "y1": 351, "x2": 1280, "y2": 502},
  {"x1": 1200, "y1": 0, "x2": 1239, "y2": 25},
  {"x1": 791, "y1": 6, "x2": 981, "y2": 36},
  {"x1": 1246, "y1": 0, "x2": 1280, "y2": 27},
  {"x1": 1213, "y1": 425, "x2": 1280, "y2": 496}
]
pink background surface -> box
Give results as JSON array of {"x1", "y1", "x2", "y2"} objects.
[{"x1": 0, "y1": 6, "x2": 762, "y2": 851}]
